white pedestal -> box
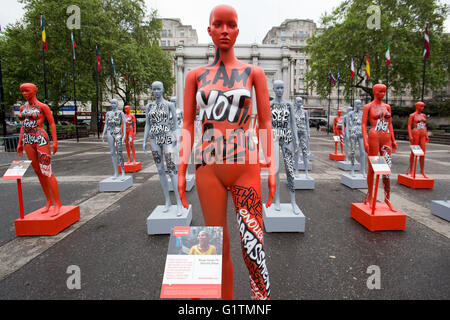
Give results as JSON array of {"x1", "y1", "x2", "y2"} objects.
[
  {"x1": 294, "y1": 174, "x2": 315, "y2": 189},
  {"x1": 308, "y1": 153, "x2": 314, "y2": 161},
  {"x1": 338, "y1": 160, "x2": 360, "y2": 171},
  {"x1": 430, "y1": 200, "x2": 450, "y2": 222},
  {"x1": 341, "y1": 173, "x2": 367, "y2": 189},
  {"x1": 263, "y1": 203, "x2": 305, "y2": 232},
  {"x1": 99, "y1": 175, "x2": 133, "y2": 192},
  {"x1": 146, "y1": 204, "x2": 192, "y2": 235},
  {"x1": 168, "y1": 174, "x2": 195, "y2": 192},
  {"x1": 298, "y1": 160, "x2": 312, "y2": 171}
]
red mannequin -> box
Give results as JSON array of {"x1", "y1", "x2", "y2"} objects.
[
  {"x1": 16, "y1": 83, "x2": 62, "y2": 216},
  {"x1": 122, "y1": 105, "x2": 137, "y2": 164},
  {"x1": 362, "y1": 84, "x2": 398, "y2": 212},
  {"x1": 408, "y1": 102, "x2": 429, "y2": 177},
  {"x1": 178, "y1": 5, "x2": 276, "y2": 300},
  {"x1": 333, "y1": 110, "x2": 344, "y2": 154}
]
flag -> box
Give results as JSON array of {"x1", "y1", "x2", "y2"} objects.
[
  {"x1": 365, "y1": 54, "x2": 371, "y2": 79},
  {"x1": 329, "y1": 71, "x2": 337, "y2": 86},
  {"x1": 423, "y1": 24, "x2": 430, "y2": 60},
  {"x1": 96, "y1": 46, "x2": 101, "y2": 72},
  {"x1": 71, "y1": 32, "x2": 76, "y2": 62},
  {"x1": 111, "y1": 56, "x2": 117, "y2": 78},
  {"x1": 385, "y1": 40, "x2": 391, "y2": 66},
  {"x1": 350, "y1": 58, "x2": 355, "y2": 78},
  {"x1": 337, "y1": 70, "x2": 340, "y2": 87},
  {"x1": 126, "y1": 73, "x2": 129, "y2": 84},
  {"x1": 134, "y1": 78, "x2": 136, "y2": 87},
  {"x1": 40, "y1": 15, "x2": 47, "y2": 52}
]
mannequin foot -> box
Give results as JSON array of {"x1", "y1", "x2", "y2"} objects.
[
  {"x1": 50, "y1": 202, "x2": 62, "y2": 217},
  {"x1": 421, "y1": 172, "x2": 429, "y2": 179},
  {"x1": 42, "y1": 200, "x2": 53, "y2": 213},
  {"x1": 176, "y1": 204, "x2": 184, "y2": 217},
  {"x1": 385, "y1": 199, "x2": 397, "y2": 212},
  {"x1": 274, "y1": 202, "x2": 281, "y2": 211},
  {"x1": 163, "y1": 202, "x2": 171, "y2": 212},
  {"x1": 292, "y1": 203, "x2": 301, "y2": 215}
]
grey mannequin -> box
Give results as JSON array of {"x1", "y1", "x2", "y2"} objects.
[
  {"x1": 270, "y1": 80, "x2": 301, "y2": 215},
  {"x1": 102, "y1": 99, "x2": 126, "y2": 179},
  {"x1": 342, "y1": 106, "x2": 353, "y2": 161},
  {"x1": 144, "y1": 81, "x2": 183, "y2": 216},
  {"x1": 346, "y1": 100, "x2": 366, "y2": 177},
  {"x1": 293, "y1": 96, "x2": 311, "y2": 177}
]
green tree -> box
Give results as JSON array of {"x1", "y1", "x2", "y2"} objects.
[
  {"x1": 0, "y1": 0, "x2": 174, "y2": 133},
  {"x1": 305, "y1": 0, "x2": 449, "y2": 103}
]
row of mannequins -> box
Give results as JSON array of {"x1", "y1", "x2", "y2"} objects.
[{"x1": 14, "y1": 4, "x2": 432, "y2": 301}]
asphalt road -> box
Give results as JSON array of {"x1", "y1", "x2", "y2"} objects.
[{"x1": 0, "y1": 131, "x2": 449, "y2": 300}]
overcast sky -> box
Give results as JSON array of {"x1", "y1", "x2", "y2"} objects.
[{"x1": 1, "y1": 0, "x2": 449, "y2": 44}]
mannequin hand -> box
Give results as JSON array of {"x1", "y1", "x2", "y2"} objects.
[
  {"x1": 52, "y1": 142, "x2": 58, "y2": 155},
  {"x1": 392, "y1": 141, "x2": 398, "y2": 153},
  {"x1": 102, "y1": 134, "x2": 105, "y2": 143},
  {"x1": 143, "y1": 143, "x2": 147, "y2": 154},
  {"x1": 364, "y1": 142, "x2": 369, "y2": 154},
  {"x1": 425, "y1": 135, "x2": 429, "y2": 143},
  {"x1": 178, "y1": 175, "x2": 189, "y2": 209},
  {"x1": 17, "y1": 143, "x2": 23, "y2": 157},
  {"x1": 266, "y1": 173, "x2": 276, "y2": 208}
]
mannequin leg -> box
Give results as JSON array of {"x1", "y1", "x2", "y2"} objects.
[
  {"x1": 24, "y1": 145, "x2": 53, "y2": 212},
  {"x1": 125, "y1": 133, "x2": 131, "y2": 164},
  {"x1": 419, "y1": 136, "x2": 428, "y2": 178},
  {"x1": 366, "y1": 136, "x2": 380, "y2": 204},
  {"x1": 231, "y1": 165, "x2": 271, "y2": 300},
  {"x1": 47, "y1": 174, "x2": 62, "y2": 217},
  {"x1": 164, "y1": 144, "x2": 183, "y2": 216},
  {"x1": 107, "y1": 133, "x2": 119, "y2": 179},
  {"x1": 150, "y1": 140, "x2": 171, "y2": 211},
  {"x1": 358, "y1": 136, "x2": 366, "y2": 177},
  {"x1": 282, "y1": 142, "x2": 300, "y2": 214},
  {"x1": 381, "y1": 145, "x2": 396, "y2": 212},
  {"x1": 350, "y1": 135, "x2": 356, "y2": 176},
  {"x1": 294, "y1": 136, "x2": 299, "y2": 176},
  {"x1": 116, "y1": 134, "x2": 125, "y2": 177},
  {"x1": 274, "y1": 141, "x2": 281, "y2": 210},
  {"x1": 196, "y1": 166, "x2": 232, "y2": 299},
  {"x1": 131, "y1": 140, "x2": 136, "y2": 164}
]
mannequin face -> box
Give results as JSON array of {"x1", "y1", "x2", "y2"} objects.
[
  {"x1": 124, "y1": 106, "x2": 130, "y2": 114},
  {"x1": 111, "y1": 99, "x2": 118, "y2": 110},
  {"x1": 416, "y1": 102, "x2": 425, "y2": 113},
  {"x1": 373, "y1": 84, "x2": 386, "y2": 101},
  {"x1": 273, "y1": 81, "x2": 284, "y2": 98},
  {"x1": 295, "y1": 97, "x2": 303, "y2": 107},
  {"x1": 152, "y1": 82, "x2": 163, "y2": 99},
  {"x1": 354, "y1": 100, "x2": 362, "y2": 111},
  {"x1": 208, "y1": 5, "x2": 239, "y2": 50},
  {"x1": 337, "y1": 110, "x2": 342, "y2": 117},
  {"x1": 20, "y1": 84, "x2": 37, "y2": 101}
]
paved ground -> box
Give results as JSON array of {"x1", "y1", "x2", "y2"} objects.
[{"x1": 0, "y1": 130, "x2": 449, "y2": 300}]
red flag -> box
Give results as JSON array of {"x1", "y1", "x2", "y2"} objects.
[
  {"x1": 96, "y1": 46, "x2": 101, "y2": 71},
  {"x1": 350, "y1": 58, "x2": 355, "y2": 79},
  {"x1": 71, "y1": 32, "x2": 76, "y2": 62},
  {"x1": 423, "y1": 24, "x2": 430, "y2": 60},
  {"x1": 126, "y1": 73, "x2": 129, "y2": 83}
]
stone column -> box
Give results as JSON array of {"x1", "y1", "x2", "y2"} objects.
[
  {"x1": 175, "y1": 46, "x2": 184, "y2": 108},
  {"x1": 281, "y1": 46, "x2": 290, "y2": 100}
]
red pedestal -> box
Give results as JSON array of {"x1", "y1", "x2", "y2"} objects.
[
  {"x1": 118, "y1": 162, "x2": 142, "y2": 173},
  {"x1": 14, "y1": 205, "x2": 80, "y2": 236},
  {"x1": 397, "y1": 174, "x2": 434, "y2": 189},
  {"x1": 350, "y1": 202, "x2": 406, "y2": 231},
  {"x1": 329, "y1": 153, "x2": 346, "y2": 161}
]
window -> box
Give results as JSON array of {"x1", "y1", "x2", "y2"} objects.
[
  {"x1": 281, "y1": 30, "x2": 286, "y2": 36},
  {"x1": 167, "y1": 40, "x2": 170, "y2": 46},
  {"x1": 161, "y1": 30, "x2": 167, "y2": 37},
  {"x1": 300, "y1": 40, "x2": 304, "y2": 45},
  {"x1": 161, "y1": 40, "x2": 166, "y2": 46},
  {"x1": 299, "y1": 59, "x2": 304, "y2": 65},
  {"x1": 180, "y1": 29, "x2": 185, "y2": 37},
  {"x1": 281, "y1": 39, "x2": 286, "y2": 45},
  {"x1": 271, "y1": 39, "x2": 276, "y2": 44}
]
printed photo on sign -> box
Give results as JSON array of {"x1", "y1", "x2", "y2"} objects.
[
  {"x1": 2, "y1": 160, "x2": 32, "y2": 179},
  {"x1": 410, "y1": 145, "x2": 424, "y2": 156},
  {"x1": 161, "y1": 226, "x2": 223, "y2": 299},
  {"x1": 369, "y1": 156, "x2": 391, "y2": 175}
]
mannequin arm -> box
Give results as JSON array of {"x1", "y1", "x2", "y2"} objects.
[
  {"x1": 387, "y1": 105, "x2": 397, "y2": 152},
  {"x1": 41, "y1": 103, "x2": 58, "y2": 154},
  {"x1": 407, "y1": 113, "x2": 413, "y2": 143},
  {"x1": 102, "y1": 113, "x2": 108, "y2": 142},
  {"x1": 362, "y1": 105, "x2": 369, "y2": 153},
  {"x1": 143, "y1": 106, "x2": 149, "y2": 152}
]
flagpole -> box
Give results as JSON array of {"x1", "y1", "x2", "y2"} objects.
[
  {"x1": 42, "y1": 40, "x2": 51, "y2": 135},
  {"x1": 386, "y1": 65, "x2": 389, "y2": 105},
  {"x1": 327, "y1": 85, "x2": 331, "y2": 136},
  {"x1": 337, "y1": 72, "x2": 340, "y2": 111},
  {"x1": 0, "y1": 57, "x2": 6, "y2": 137},
  {"x1": 71, "y1": 32, "x2": 78, "y2": 142},
  {"x1": 421, "y1": 57, "x2": 426, "y2": 102},
  {"x1": 96, "y1": 63, "x2": 100, "y2": 139},
  {"x1": 134, "y1": 78, "x2": 137, "y2": 116}
]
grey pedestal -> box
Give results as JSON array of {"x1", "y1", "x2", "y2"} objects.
[
  {"x1": 309, "y1": 153, "x2": 314, "y2": 161},
  {"x1": 168, "y1": 174, "x2": 195, "y2": 192},
  {"x1": 99, "y1": 175, "x2": 133, "y2": 192},
  {"x1": 341, "y1": 173, "x2": 367, "y2": 189},
  {"x1": 263, "y1": 203, "x2": 305, "y2": 232},
  {"x1": 338, "y1": 160, "x2": 360, "y2": 171},
  {"x1": 146, "y1": 204, "x2": 192, "y2": 235},
  {"x1": 294, "y1": 174, "x2": 315, "y2": 189},
  {"x1": 430, "y1": 200, "x2": 450, "y2": 222}
]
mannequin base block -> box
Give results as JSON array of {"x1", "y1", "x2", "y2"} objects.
[
  {"x1": 99, "y1": 175, "x2": 133, "y2": 192},
  {"x1": 118, "y1": 162, "x2": 142, "y2": 173},
  {"x1": 168, "y1": 174, "x2": 195, "y2": 192},
  {"x1": 350, "y1": 202, "x2": 406, "y2": 231},
  {"x1": 294, "y1": 174, "x2": 315, "y2": 189},
  {"x1": 14, "y1": 205, "x2": 80, "y2": 236},
  {"x1": 263, "y1": 203, "x2": 305, "y2": 232},
  {"x1": 329, "y1": 153, "x2": 346, "y2": 161},
  {"x1": 341, "y1": 173, "x2": 367, "y2": 189},
  {"x1": 309, "y1": 153, "x2": 314, "y2": 161},
  {"x1": 146, "y1": 204, "x2": 192, "y2": 235},
  {"x1": 297, "y1": 161, "x2": 312, "y2": 171},
  {"x1": 397, "y1": 174, "x2": 434, "y2": 189},
  {"x1": 430, "y1": 200, "x2": 450, "y2": 222},
  {"x1": 338, "y1": 160, "x2": 360, "y2": 171}
]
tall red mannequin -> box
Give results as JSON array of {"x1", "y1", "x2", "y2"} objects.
[
  {"x1": 178, "y1": 5, "x2": 276, "y2": 300},
  {"x1": 122, "y1": 105, "x2": 136, "y2": 164},
  {"x1": 333, "y1": 109, "x2": 344, "y2": 154},
  {"x1": 362, "y1": 84, "x2": 398, "y2": 211},
  {"x1": 408, "y1": 101, "x2": 429, "y2": 177},
  {"x1": 16, "y1": 83, "x2": 62, "y2": 216}
]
